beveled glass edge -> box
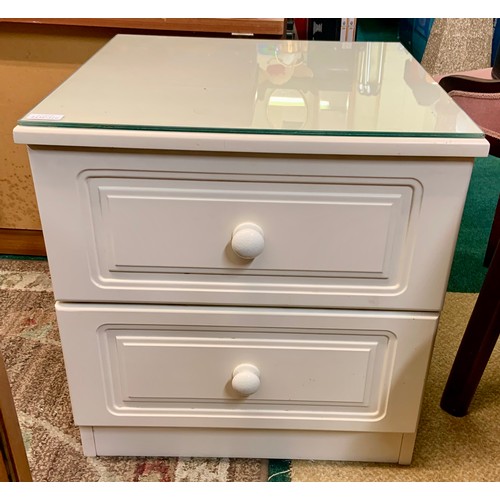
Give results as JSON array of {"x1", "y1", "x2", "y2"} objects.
[{"x1": 16, "y1": 120, "x2": 485, "y2": 139}]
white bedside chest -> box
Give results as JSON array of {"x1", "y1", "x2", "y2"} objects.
[{"x1": 14, "y1": 35, "x2": 489, "y2": 464}]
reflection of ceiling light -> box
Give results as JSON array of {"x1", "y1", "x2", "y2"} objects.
[
  {"x1": 268, "y1": 96, "x2": 332, "y2": 110},
  {"x1": 269, "y1": 96, "x2": 305, "y2": 106}
]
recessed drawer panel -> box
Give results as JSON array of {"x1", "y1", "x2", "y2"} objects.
[
  {"x1": 94, "y1": 178, "x2": 408, "y2": 276},
  {"x1": 56, "y1": 303, "x2": 438, "y2": 433},
  {"x1": 113, "y1": 331, "x2": 383, "y2": 405}
]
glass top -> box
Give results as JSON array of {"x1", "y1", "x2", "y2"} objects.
[{"x1": 18, "y1": 34, "x2": 483, "y2": 138}]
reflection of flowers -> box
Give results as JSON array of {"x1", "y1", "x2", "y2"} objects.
[
  {"x1": 274, "y1": 45, "x2": 304, "y2": 67},
  {"x1": 258, "y1": 41, "x2": 313, "y2": 86},
  {"x1": 265, "y1": 61, "x2": 296, "y2": 85}
]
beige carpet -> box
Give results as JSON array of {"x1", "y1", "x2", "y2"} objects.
[
  {"x1": 0, "y1": 259, "x2": 267, "y2": 482},
  {"x1": 292, "y1": 293, "x2": 500, "y2": 481}
]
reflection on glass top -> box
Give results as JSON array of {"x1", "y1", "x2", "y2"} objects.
[{"x1": 19, "y1": 34, "x2": 483, "y2": 138}]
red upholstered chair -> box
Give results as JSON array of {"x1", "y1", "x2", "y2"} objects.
[
  {"x1": 438, "y1": 49, "x2": 500, "y2": 416},
  {"x1": 436, "y1": 49, "x2": 500, "y2": 157}
]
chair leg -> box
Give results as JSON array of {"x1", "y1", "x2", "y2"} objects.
[
  {"x1": 440, "y1": 240, "x2": 500, "y2": 416},
  {"x1": 484, "y1": 195, "x2": 500, "y2": 267}
]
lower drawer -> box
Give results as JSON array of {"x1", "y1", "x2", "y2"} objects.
[{"x1": 56, "y1": 303, "x2": 438, "y2": 434}]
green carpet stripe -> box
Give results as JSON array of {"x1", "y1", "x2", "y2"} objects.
[
  {"x1": 268, "y1": 459, "x2": 292, "y2": 482},
  {"x1": 448, "y1": 155, "x2": 500, "y2": 293},
  {"x1": 0, "y1": 254, "x2": 47, "y2": 261}
]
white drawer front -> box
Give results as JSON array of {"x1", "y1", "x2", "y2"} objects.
[
  {"x1": 30, "y1": 149, "x2": 472, "y2": 309},
  {"x1": 56, "y1": 303, "x2": 438, "y2": 433}
]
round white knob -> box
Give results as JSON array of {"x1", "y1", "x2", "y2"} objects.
[
  {"x1": 231, "y1": 364, "x2": 261, "y2": 396},
  {"x1": 231, "y1": 223, "x2": 265, "y2": 260}
]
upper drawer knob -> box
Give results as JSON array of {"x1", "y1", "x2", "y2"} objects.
[
  {"x1": 231, "y1": 363, "x2": 261, "y2": 396},
  {"x1": 231, "y1": 223, "x2": 265, "y2": 260}
]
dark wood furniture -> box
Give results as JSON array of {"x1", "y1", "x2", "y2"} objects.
[
  {"x1": 0, "y1": 351, "x2": 32, "y2": 481},
  {"x1": 440, "y1": 199, "x2": 500, "y2": 416},
  {"x1": 439, "y1": 53, "x2": 500, "y2": 416}
]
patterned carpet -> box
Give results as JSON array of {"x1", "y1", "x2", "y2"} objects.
[{"x1": 0, "y1": 258, "x2": 267, "y2": 482}]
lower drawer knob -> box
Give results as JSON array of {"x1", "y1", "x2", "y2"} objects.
[
  {"x1": 231, "y1": 223, "x2": 265, "y2": 259},
  {"x1": 231, "y1": 364, "x2": 261, "y2": 396}
]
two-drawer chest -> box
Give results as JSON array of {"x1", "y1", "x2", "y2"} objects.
[{"x1": 14, "y1": 35, "x2": 489, "y2": 464}]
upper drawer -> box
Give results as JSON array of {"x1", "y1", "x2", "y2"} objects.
[{"x1": 29, "y1": 148, "x2": 472, "y2": 310}]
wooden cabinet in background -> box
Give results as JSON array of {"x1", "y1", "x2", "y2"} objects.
[{"x1": 0, "y1": 18, "x2": 286, "y2": 256}]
